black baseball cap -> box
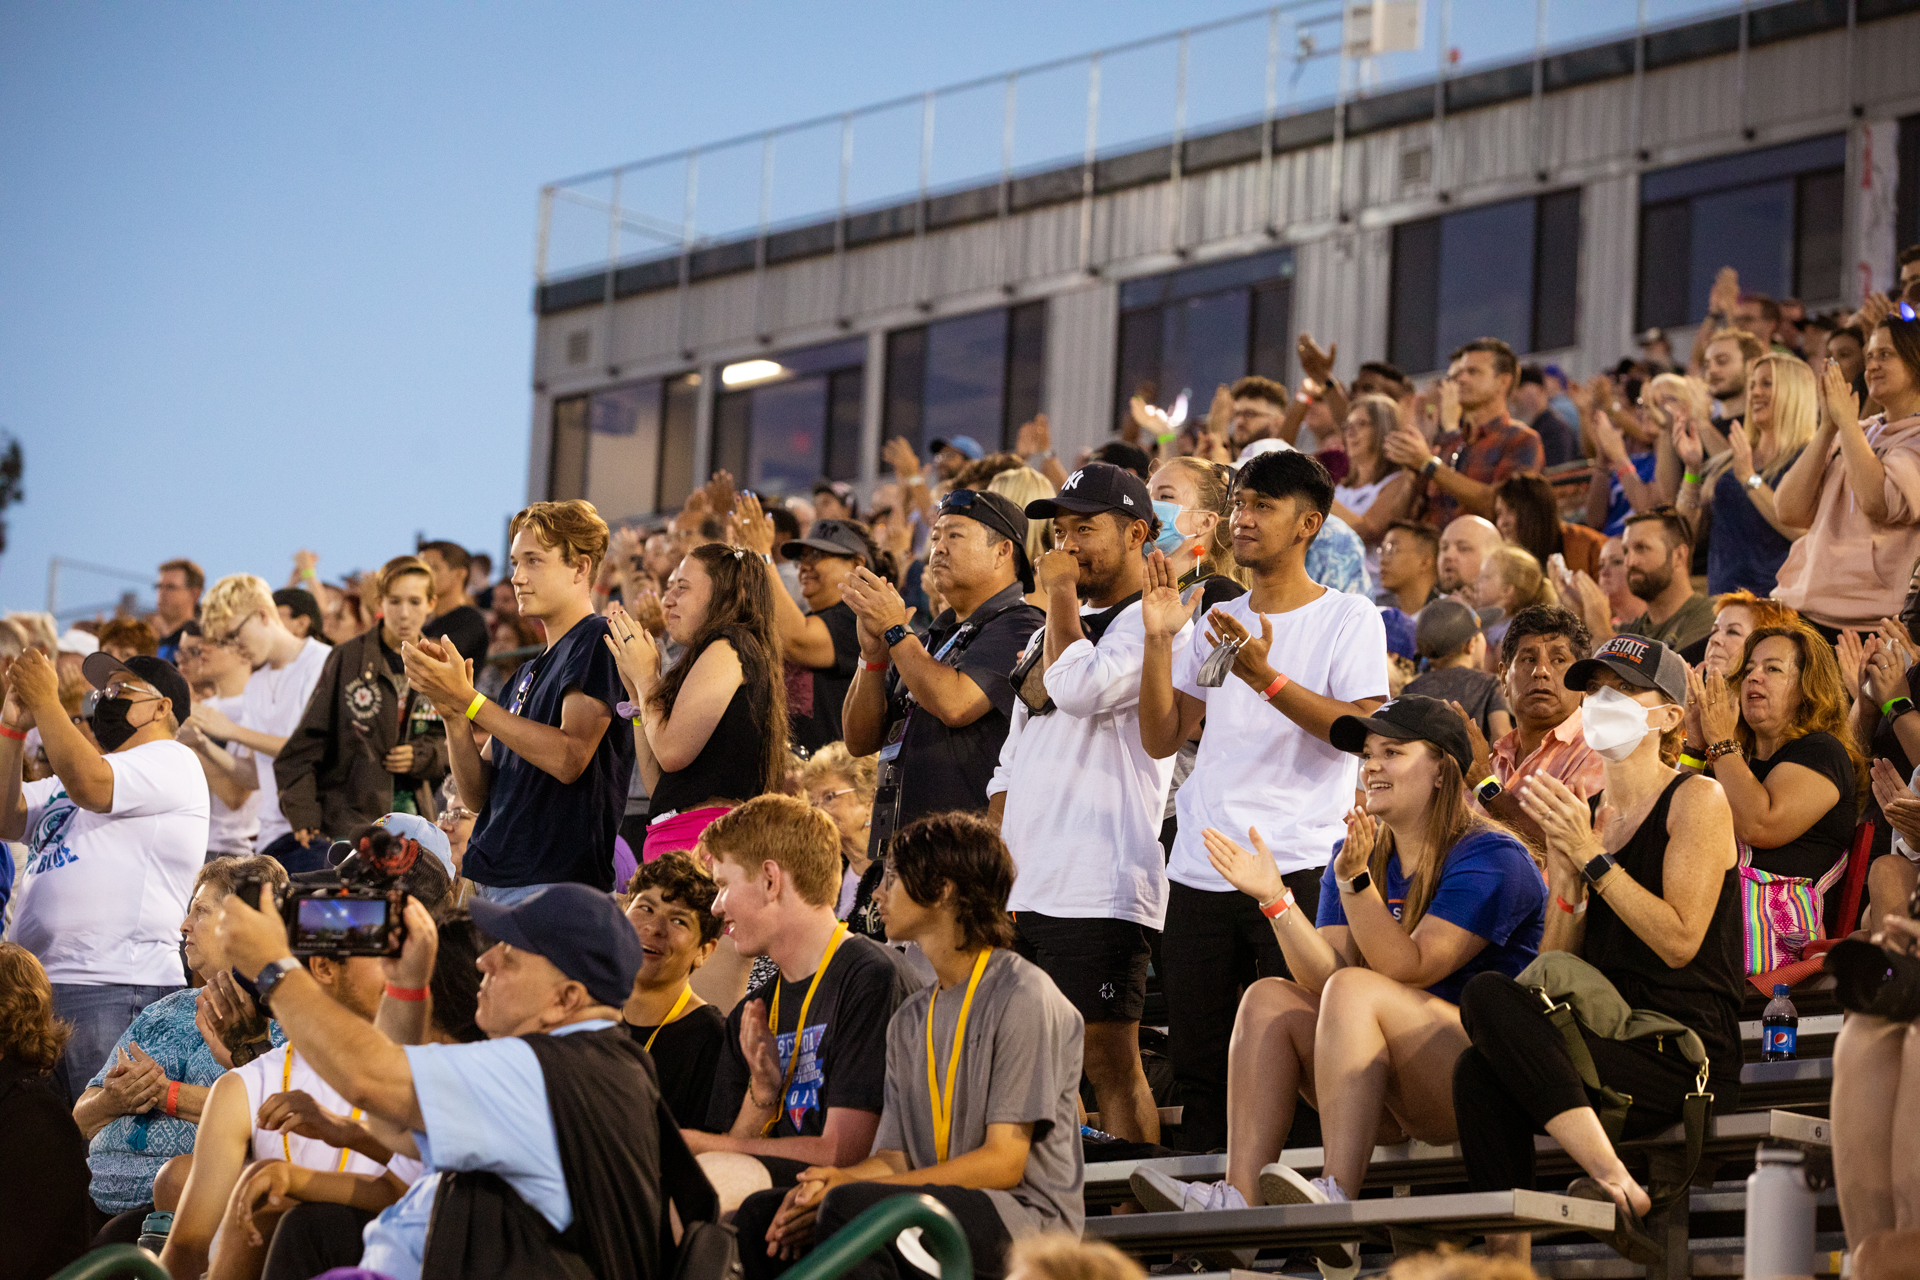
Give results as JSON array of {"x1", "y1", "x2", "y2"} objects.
[
  {"x1": 1329, "y1": 695, "x2": 1476, "y2": 777},
  {"x1": 469, "y1": 883, "x2": 644, "y2": 1008},
  {"x1": 81, "y1": 652, "x2": 191, "y2": 729},
  {"x1": 1024, "y1": 462, "x2": 1154, "y2": 526},
  {"x1": 936, "y1": 488, "x2": 1028, "y2": 547},
  {"x1": 1565, "y1": 634, "x2": 1688, "y2": 705},
  {"x1": 781, "y1": 519, "x2": 871, "y2": 562}
]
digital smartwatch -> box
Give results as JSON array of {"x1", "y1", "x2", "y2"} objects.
[
  {"x1": 1474, "y1": 775, "x2": 1503, "y2": 804},
  {"x1": 1884, "y1": 696, "x2": 1917, "y2": 725},
  {"x1": 1338, "y1": 869, "x2": 1372, "y2": 896},
  {"x1": 1582, "y1": 851, "x2": 1619, "y2": 888},
  {"x1": 884, "y1": 623, "x2": 910, "y2": 650}
]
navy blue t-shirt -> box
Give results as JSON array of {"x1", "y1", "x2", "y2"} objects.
[
  {"x1": 464, "y1": 613, "x2": 635, "y2": 890},
  {"x1": 1316, "y1": 828, "x2": 1547, "y2": 1004}
]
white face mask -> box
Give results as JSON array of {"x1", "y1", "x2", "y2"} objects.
[{"x1": 1581, "y1": 685, "x2": 1655, "y2": 762}]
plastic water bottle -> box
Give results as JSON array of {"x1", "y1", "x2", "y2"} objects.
[
  {"x1": 1745, "y1": 1147, "x2": 1815, "y2": 1279},
  {"x1": 136, "y1": 1210, "x2": 173, "y2": 1254},
  {"x1": 1762, "y1": 983, "x2": 1798, "y2": 1061}
]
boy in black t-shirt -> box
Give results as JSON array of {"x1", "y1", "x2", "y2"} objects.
[
  {"x1": 403, "y1": 500, "x2": 634, "y2": 899},
  {"x1": 619, "y1": 852, "x2": 728, "y2": 1129},
  {"x1": 686, "y1": 796, "x2": 913, "y2": 1207}
]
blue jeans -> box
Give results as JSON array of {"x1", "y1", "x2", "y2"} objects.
[
  {"x1": 50, "y1": 983, "x2": 182, "y2": 1106},
  {"x1": 471, "y1": 883, "x2": 553, "y2": 907}
]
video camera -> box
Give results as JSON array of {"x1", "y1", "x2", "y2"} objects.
[{"x1": 234, "y1": 829, "x2": 422, "y2": 959}]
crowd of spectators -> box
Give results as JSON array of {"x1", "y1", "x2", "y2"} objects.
[{"x1": 2, "y1": 252, "x2": 1920, "y2": 1280}]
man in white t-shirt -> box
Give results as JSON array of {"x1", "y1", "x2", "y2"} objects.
[
  {"x1": 0, "y1": 647, "x2": 209, "y2": 1104},
  {"x1": 191, "y1": 573, "x2": 331, "y2": 873},
  {"x1": 160, "y1": 945, "x2": 421, "y2": 1280},
  {"x1": 987, "y1": 462, "x2": 1190, "y2": 1146},
  {"x1": 175, "y1": 620, "x2": 261, "y2": 857},
  {"x1": 1138, "y1": 448, "x2": 1390, "y2": 1151}
]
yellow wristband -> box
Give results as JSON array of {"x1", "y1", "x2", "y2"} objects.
[
  {"x1": 1679, "y1": 752, "x2": 1706, "y2": 770},
  {"x1": 464, "y1": 693, "x2": 486, "y2": 721}
]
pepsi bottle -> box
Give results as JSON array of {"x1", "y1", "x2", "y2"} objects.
[{"x1": 1762, "y1": 983, "x2": 1798, "y2": 1061}]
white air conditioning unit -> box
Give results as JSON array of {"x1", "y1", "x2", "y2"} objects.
[{"x1": 1345, "y1": 0, "x2": 1423, "y2": 56}]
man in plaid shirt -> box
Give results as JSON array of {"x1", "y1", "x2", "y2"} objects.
[{"x1": 1384, "y1": 337, "x2": 1545, "y2": 528}]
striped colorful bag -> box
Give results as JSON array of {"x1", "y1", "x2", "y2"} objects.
[{"x1": 1738, "y1": 842, "x2": 1850, "y2": 976}]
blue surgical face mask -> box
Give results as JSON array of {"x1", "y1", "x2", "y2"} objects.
[{"x1": 1152, "y1": 500, "x2": 1189, "y2": 557}]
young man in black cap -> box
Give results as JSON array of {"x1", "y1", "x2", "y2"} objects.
[
  {"x1": 215, "y1": 880, "x2": 681, "y2": 1280},
  {"x1": 842, "y1": 490, "x2": 1045, "y2": 858},
  {"x1": 0, "y1": 647, "x2": 208, "y2": 1103},
  {"x1": 733, "y1": 506, "x2": 880, "y2": 754},
  {"x1": 986, "y1": 463, "x2": 1184, "y2": 1144}
]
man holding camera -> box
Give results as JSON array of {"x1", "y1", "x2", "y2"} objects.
[
  {"x1": 0, "y1": 647, "x2": 208, "y2": 1105},
  {"x1": 214, "y1": 880, "x2": 675, "y2": 1280}
]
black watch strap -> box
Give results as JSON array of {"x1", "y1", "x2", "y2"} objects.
[
  {"x1": 254, "y1": 957, "x2": 300, "y2": 1012},
  {"x1": 1582, "y1": 851, "x2": 1618, "y2": 887},
  {"x1": 884, "y1": 623, "x2": 909, "y2": 649},
  {"x1": 1886, "y1": 697, "x2": 1916, "y2": 724}
]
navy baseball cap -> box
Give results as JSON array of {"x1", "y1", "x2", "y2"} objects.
[
  {"x1": 470, "y1": 884, "x2": 643, "y2": 1008},
  {"x1": 1330, "y1": 695, "x2": 1476, "y2": 777},
  {"x1": 1024, "y1": 462, "x2": 1154, "y2": 527},
  {"x1": 82, "y1": 651, "x2": 191, "y2": 729}
]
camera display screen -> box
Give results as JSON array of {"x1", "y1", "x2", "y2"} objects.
[{"x1": 295, "y1": 897, "x2": 392, "y2": 949}]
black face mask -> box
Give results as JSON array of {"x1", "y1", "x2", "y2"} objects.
[{"x1": 89, "y1": 696, "x2": 141, "y2": 752}]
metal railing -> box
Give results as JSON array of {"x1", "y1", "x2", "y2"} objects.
[
  {"x1": 48, "y1": 1245, "x2": 170, "y2": 1280},
  {"x1": 535, "y1": 0, "x2": 1806, "y2": 287},
  {"x1": 780, "y1": 1192, "x2": 972, "y2": 1280}
]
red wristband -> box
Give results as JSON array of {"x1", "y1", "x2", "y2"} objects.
[
  {"x1": 164, "y1": 1081, "x2": 181, "y2": 1117},
  {"x1": 384, "y1": 983, "x2": 429, "y2": 1002},
  {"x1": 1553, "y1": 893, "x2": 1588, "y2": 916},
  {"x1": 0, "y1": 723, "x2": 24, "y2": 742},
  {"x1": 1261, "y1": 673, "x2": 1289, "y2": 700},
  {"x1": 860, "y1": 659, "x2": 890, "y2": 672},
  {"x1": 1259, "y1": 887, "x2": 1296, "y2": 919}
]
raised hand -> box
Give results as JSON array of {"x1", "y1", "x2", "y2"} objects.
[
  {"x1": 882, "y1": 436, "x2": 923, "y2": 482},
  {"x1": 1015, "y1": 413, "x2": 1052, "y2": 457},
  {"x1": 1850, "y1": 291, "x2": 1892, "y2": 334},
  {"x1": 1035, "y1": 549, "x2": 1079, "y2": 598},
  {"x1": 702, "y1": 470, "x2": 738, "y2": 516},
  {"x1": 1708, "y1": 266, "x2": 1740, "y2": 318},
  {"x1": 1695, "y1": 664, "x2": 1742, "y2": 745},
  {"x1": 1139, "y1": 550, "x2": 1193, "y2": 641},
  {"x1": 603, "y1": 605, "x2": 660, "y2": 701},
  {"x1": 739, "y1": 999, "x2": 786, "y2": 1113},
  {"x1": 732, "y1": 491, "x2": 778, "y2": 558},
  {"x1": 630, "y1": 588, "x2": 667, "y2": 636},
  {"x1": 1725, "y1": 421, "x2": 1756, "y2": 482},
  {"x1": 1821, "y1": 361, "x2": 1860, "y2": 436},
  {"x1": 381, "y1": 897, "x2": 439, "y2": 992},
  {"x1": 1671, "y1": 412, "x2": 1705, "y2": 472},
  {"x1": 1588, "y1": 411, "x2": 1629, "y2": 468},
  {"x1": 1297, "y1": 332, "x2": 1337, "y2": 385},
  {"x1": 1438, "y1": 379, "x2": 1462, "y2": 434},
  {"x1": 1863, "y1": 629, "x2": 1913, "y2": 707},
  {"x1": 1208, "y1": 384, "x2": 1235, "y2": 438},
  {"x1": 1836, "y1": 629, "x2": 1868, "y2": 702},
  {"x1": 1201, "y1": 826, "x2": 1286, "y2": 904},
  {"x1": 1515, "y1": 772, "x2": 1602, "y2": 882}
]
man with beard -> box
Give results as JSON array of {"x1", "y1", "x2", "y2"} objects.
[
  {"x1": 1383, "y1": 338, "x2": 1544, "y2": 528},
  {"x1": 1136, "y1": 449, "x2": 1389, "y2": 1150},
  {"x1": 1449, "y1": 606, "x2": 1605, "y2": 848},
  {"x1": 1437, "y1": 515, "x2": 1504, "y2": 600},
  {"x1": 986, "y1": 463, "x2": 1188, "y2": 1144},
  {"x1": 1702, "y1": 328, "x2": 1765, "y2": 431},
  {"x1": 1610, "y1": 510, "x2": 1713, "y2": 651}
]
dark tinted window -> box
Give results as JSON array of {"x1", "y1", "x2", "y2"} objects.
[
  {"x1": 1005, "y1": 302, "x2": 1047, "y2": 448},
  {"x1": 1115, "y1": 248, "x2": 1295, "y2": 422},
  {"x1": 1795, "y1": 168, "x2": 1845, "y2": 303},
  {"x1": 711, "y1": 340, "x2": 866, "y2": 499},
  {"x1": 1533, "y1": 189, "x2": 1582, "y2": 353},
  {"x1": 1436, "y1": 197, "x2": 1536, "y2": 362},
  {"x1": 659, "y1": 374, "x2": 700, "y2": 512},
  {"x1": 883, "y1": 304, "x2": 1050, "y2": 459},
  {"x1": 549, "y1": 395, "x2": 589, "y2": 502},
  {"x1": 1389, "y1": 217, "x2": 1442, "y2": 375}
]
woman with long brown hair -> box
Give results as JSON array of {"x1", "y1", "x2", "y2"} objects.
[
  {"x1": 0, "y1": 942, "x2": 92, "y2": 1277},
  {"x1": 1331, "y1": 394, "x2": 1418, "y2": 583},
  {"x1": 1130, "y1": 697, "x2": 1545, "y2": 1275},
  {"x1": 605, "y1": 542, "x2": 787, "y2": 862}
]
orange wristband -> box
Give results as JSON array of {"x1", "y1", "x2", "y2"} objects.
[
  {"x1": 1261, "y1": 673, "x2": 1289, "y2": 700},
  {"x1": 164, "y1": 1081, "x2": 181, "y2": 1117},
  {"x1": 0, "y1": 724, "x2": 24, "y2": 742},
  {"x1": 1553, "y1": 893, "x2": 1588, "y2": 916},
  {"x1": 1259, "y1": 887, "x2": 1297, "y2": 919}
]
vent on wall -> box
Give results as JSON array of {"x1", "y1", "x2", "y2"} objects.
[
  {"x1": 565, "y1": 329, "x2": 591, "y2": 366},
  {"x1": 1399, "y1": 145, "x2": 1432, "y2": 193}
]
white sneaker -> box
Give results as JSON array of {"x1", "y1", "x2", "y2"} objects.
[
  {"x1": 1257, "y1": 1166, "x2": 1356, "y2": 1276},
  {"x1": 1127, "y1": 1169, "x2": 1254, "y2": 1271}
]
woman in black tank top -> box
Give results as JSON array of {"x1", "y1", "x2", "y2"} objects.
[{"x1": 1451, "y1": 635, "x2": 1740, "y2": 1259}]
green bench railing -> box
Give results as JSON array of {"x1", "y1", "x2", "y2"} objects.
[
  {"x1": 783, "y1": 1192, "x2": 972, "y2": 1280},
  {"x1": 48, "y1": 1244, "x2": 169, "y2": 1280}
]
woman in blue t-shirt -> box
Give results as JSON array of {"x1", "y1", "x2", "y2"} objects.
[{"x1": 1131, "y1": 695, "x2": 1544, "y2": 1268}]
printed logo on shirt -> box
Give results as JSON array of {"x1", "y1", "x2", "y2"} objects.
[
  {"x1": 27, "y1": 791, "x2": 79, "y2": 874},
  {"x1": 778, "y1": 1022, "x2": 827, "y2": 1132},
  {"x1": 345, "y1": 677, "x2": 382, "y2": 725}
]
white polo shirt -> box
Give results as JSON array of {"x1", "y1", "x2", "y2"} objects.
[
  {"x1": 241, "y1": 638, "x2": 330, "y2": 846},
  {"x1": 988, "y1": 602, "x2": 1190, "y2": 930},
  {"x1": 1168, "y1": 588, "x2": 1389, "y2": 889}
]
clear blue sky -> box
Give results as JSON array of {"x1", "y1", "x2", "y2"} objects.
[{"x1": 0, "y1": 1, "x2": 1689, "y2": 619}]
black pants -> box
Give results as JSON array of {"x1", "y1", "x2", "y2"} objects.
[
  {"x1": 1160, "y1": 870, "x2": 1322, "y2": 1152},
  {"x1": 733, "y1": 1182, "x2": 1011, "y2": 1280},
  {"x1": 1452, "y1": 972, "x2": 1701, "y2": 1192},
  {"x1": 262, "y1": 1203, "x2": 374, "y2": 1280}
]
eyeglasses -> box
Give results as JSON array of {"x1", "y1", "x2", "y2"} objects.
[
  {"x1": 436, "y1": 805, "x2": 478, "y2": 829},
  {"x1": 210, "y1": 615, "x2": 256, "y2": 650},
  {"x1": 101, "y1": 681, "x2": 163, "y2": 703}
]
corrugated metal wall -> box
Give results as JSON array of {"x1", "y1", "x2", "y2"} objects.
[{"x1": 530, "y1": 8, "x2": 1920, "y2": 505}]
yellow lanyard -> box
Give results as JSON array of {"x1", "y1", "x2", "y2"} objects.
[
  {"x1": 643, "y1": 985, "x2": 695, "y2": 1054},
  {"x1": 762, "y1": 923, "x2": 849, "y2": 1135},
  {"x1": 282, "y1": 1048, "x2": 361, "y2": 1172},
  {"x1": 925, "y1": 948, "x2": 993, "y2": 1163}
]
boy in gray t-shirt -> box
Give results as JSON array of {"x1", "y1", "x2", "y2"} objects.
[{"x1": 732, "y1": 813, "x2": 1085, "y2": 1280}]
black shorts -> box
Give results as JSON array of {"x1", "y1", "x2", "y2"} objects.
[{"x1": 1013, "y1": 911, "x2": 1155, "y2": 1024}]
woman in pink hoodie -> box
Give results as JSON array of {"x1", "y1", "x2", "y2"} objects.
[{"x1": 1773, "y1": 313, "x2": 1920, "y2": 638}]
